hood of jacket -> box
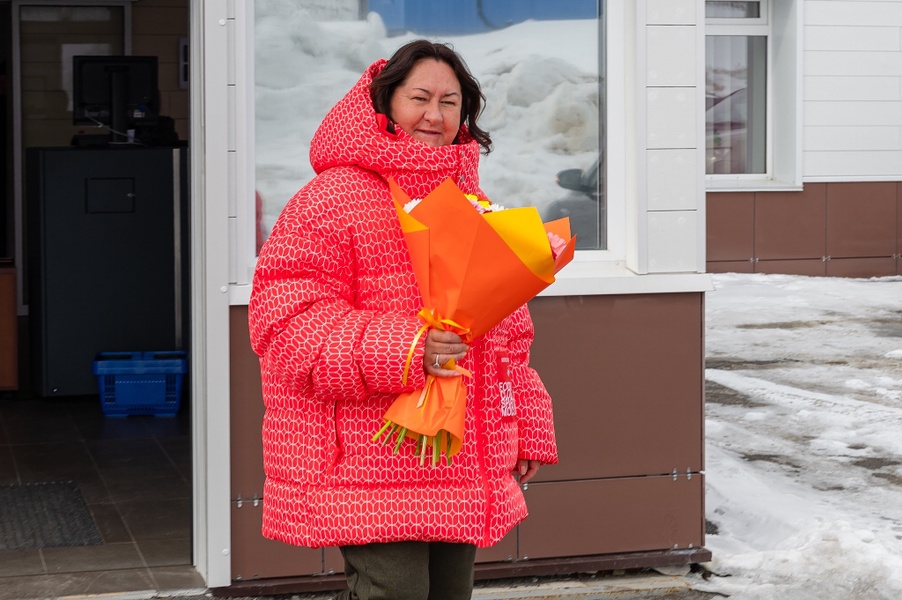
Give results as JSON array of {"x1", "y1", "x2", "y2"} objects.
[{"x1": 309, "y1": 59, "x2": 483, "y2": 200}]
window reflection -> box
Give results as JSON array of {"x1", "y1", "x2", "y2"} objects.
[
  {"x1": 254, "y1": 1, "x2": 603, "y2": 251},
  {"x1": 705, "y1": 1, "x2": 761, "y2": 18},
  {"x1": 705, "y1": 35, "x2": 766, "y2": 175}
]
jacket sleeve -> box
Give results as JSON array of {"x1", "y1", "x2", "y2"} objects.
[
  {"x1": 248, "y1": 176, "x2": 427, "y2": 404},
  {"x1": 506, "y1": 304, "x2": 559, "y2": 465}
]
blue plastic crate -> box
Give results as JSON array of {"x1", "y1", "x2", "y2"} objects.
[{"x1": 92, "y1": 351, "x2": 188, "y2": 417}]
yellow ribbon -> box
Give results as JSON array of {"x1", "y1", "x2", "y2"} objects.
[
  {"x1": 416, "y1": 307, "x2": 469, "y2": 336},
  {"x1": 401, "y1": 308, "x2": 473, "y2": 386},
  {"x1": 402, "y1": 322, "x2": 430, "y2": 386}
]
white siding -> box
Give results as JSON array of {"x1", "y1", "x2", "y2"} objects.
[
  {"x1": 634, "y1": 0, "x2": 706, "y2": 274},
  {"x1": 805, "y1": 76, "x2": 901, "y2": 101},
  {"x1": 803, "y1": 0, "x2": 902, "y2": 179},
  {"x1": 805, "y1": 126, "x2": 901, "y2": 150},
  {"x1": 805, "y1": 149, "x2": 902, "y2": 176},
  {"x1": 805, "y1": 25, "x2": 900, "y2": 51},
  {"x1": 806, "y1": 100, "x2": 902, "y2": 126}
]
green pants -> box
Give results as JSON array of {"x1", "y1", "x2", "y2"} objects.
[{"x1": 336, "y1": 541, "x2": 478, "y2": 600}]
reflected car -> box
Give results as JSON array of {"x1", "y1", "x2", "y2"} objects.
[{"x1": 542, "y1": 158, "x2": 605, "y2": 250}]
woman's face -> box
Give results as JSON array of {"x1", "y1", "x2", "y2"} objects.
[{"x1": 388, "y1": 59, "x2": 462, "y2": 147}]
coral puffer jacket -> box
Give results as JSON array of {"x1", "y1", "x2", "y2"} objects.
[{"x1": 248, "y1": 59, "x2": 557, "y2": 549}]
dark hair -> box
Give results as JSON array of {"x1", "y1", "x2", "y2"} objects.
[{"x1": 370, "y1": 40, "x2": 493, "y2": 155}]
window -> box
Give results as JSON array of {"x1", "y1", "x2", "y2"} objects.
[
  {"x1": 706, "y1": 1, "x2": 764, "y2": 21},
  {"x1": 252, "y1": 2, "x2": 604, "y2": 252},
  {"x1": 705, "y1": 0, "x2": 802, "y2": 188},
  {"x1": 705, "y1": 0, "x2": 768, "y2": 176}
]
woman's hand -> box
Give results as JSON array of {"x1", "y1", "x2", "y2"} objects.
[
  {"x1": 513, "y1": 459, "x2": 541, "y2": 486},
  {"x1": 423, "y1": 328, "x2": 468, "y2": 378}
]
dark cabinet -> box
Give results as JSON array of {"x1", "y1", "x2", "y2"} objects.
[{"x1": 27, "y1": 147, "x2": 187, "y2": 397}]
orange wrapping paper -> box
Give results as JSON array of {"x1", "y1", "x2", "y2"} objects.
[{"x1": 375, "y1": 178, "x2": 576, "y2": 464}]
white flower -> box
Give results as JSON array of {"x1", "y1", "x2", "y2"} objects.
[{"x1": 466, "y1": 194, "x2": 505, "y2": 214}]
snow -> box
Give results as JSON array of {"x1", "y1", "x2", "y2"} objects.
[
  {"x1": 698, "y1": 273, "x2": 902, "y2": 599},
  {"x1": 253, "y1": 7, "x2": 902, "y2": 598}
]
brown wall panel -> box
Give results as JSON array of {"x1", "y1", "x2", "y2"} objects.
[
  {"x1": 707, "y1": 260, "x2": 754, "y2": 274},
  {"x1": 230, "y1": 306, "x2": 319, "y2": 581},
  {"x1": 527, "y1": 294, "x2": 704, "y2": 481},
  {"x1": 229, "y1": 306, "x2": 266, "y2": 495},
  {"x1": 477, "y1": 529, "x2": 518, "y2": 564},
  {"x1": 519, "y1": 476, "x2": 704, "y2": 559},
  {"x1": 826, "y1": 182, "x2": 896, "y2": 258},
  {"x1": 826, "y1": 257, "x2": 898, "y2": 278},
  {"x1": 754, "y1": 259, "x2": 825, "y2": 276},
  {"x1": 897, "y1": 184, "x2": 902, "y2": 258},
  {"x1": 755, "y1": 184, "x2": 826, "y2": 260},
  {"x1": 324, "y1": 547, "x2": 344, "y2": 575},
  {"x1": 706, "y1": 182, "x2": 902, "y2": 278},
  {"x1": 229, "y1": 291, "x2": 707, "y2": 584},
  {"x1": 707, "y1": 193, "x2": 755, "y2": 261},
  {"x1": 231, "y1": 502, "x2": 324, "y2": 580}
]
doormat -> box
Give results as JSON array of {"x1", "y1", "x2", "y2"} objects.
[{"x1": 0, "y1": 481, "x2": 103, "y2": 550}]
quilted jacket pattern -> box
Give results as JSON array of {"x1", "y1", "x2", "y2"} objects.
[{"x1": 249, "y1": 59, "x2": 557, "y2": 549}]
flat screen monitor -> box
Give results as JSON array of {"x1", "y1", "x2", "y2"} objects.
[{"x1": 72, "y1": 55, "x2": 159, "y2": 142}]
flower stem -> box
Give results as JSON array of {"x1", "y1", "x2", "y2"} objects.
[
  {"x1": 393, "y1": 427, "x2": 408, "y2": 453},
  {"x1": 433, "y1": 431, "x2": 441, "y2": 465},
  {"x1": 372, "y1": 420, "x2": 393, "y2": 443}
]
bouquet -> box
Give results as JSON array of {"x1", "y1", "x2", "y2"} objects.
[{"x1": 373, "y1": 178, "x2": 576, "y2": 465}]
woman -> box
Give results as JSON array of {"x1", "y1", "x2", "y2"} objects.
[{"x1": 249, "y1": 40, "x2": 557, "y2": 600}]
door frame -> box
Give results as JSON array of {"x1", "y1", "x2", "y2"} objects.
[{"x1": 190, "y1": 0, "x2": 252, "y2": 587}]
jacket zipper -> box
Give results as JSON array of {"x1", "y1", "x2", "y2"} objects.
[{"x1": 472, "y1": 343, "x2": 494, "y2": 545}]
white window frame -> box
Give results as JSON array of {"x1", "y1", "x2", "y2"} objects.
[
  {"x1": 705, "y1": 0, "x2": 803, "y2": 192},
  {"x1": 228, "y1": 0, "x2": 712, "y2": 305}
]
